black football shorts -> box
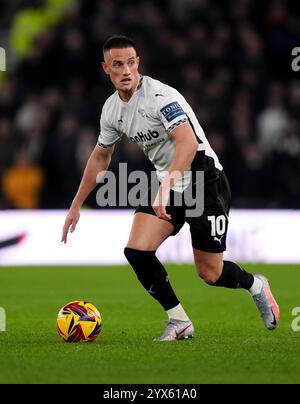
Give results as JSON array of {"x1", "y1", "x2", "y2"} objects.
[{"x1": 135, "y1": 169, "x2": 231, "y2": 253}]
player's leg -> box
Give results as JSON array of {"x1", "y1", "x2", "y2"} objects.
[
  {"x1": 188, "y1": 170, "x2": 279, "y2": 330},
  {"x1": 124, "y1": 212, "x2": 194, "y2": 341},
  {"x1": 193, "y1": 250, "x2": 254, "y2": 288},
  {"x1": 193, "y1": 248, "x2": 280, "y2": 330},
  {"x1": 126, "y1": 212, "x2": 174, "y2": 251}
]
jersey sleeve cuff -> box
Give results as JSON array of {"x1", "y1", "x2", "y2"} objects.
[
  {"x1": 167, "y1": 117, "x2": 189, "y2": 135},
  {"x1": 97, "y1": 137, "x2": 121, "y2": 148}
]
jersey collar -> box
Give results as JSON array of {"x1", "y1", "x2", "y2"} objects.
[
  {"x1": 136, "y1": 75, "x2": 143, "y2": 90},
  {"x1": 117, "y1": 75, "x2": 144, "y2": 104}
]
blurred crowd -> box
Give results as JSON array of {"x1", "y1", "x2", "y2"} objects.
[{"x1": 1, "y1": 0, "x2": 300, "y2": 209}]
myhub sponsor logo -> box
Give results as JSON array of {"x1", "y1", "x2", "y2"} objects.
[{"x1": 130, "y1": 130, "x2": 159, "y2": 144}]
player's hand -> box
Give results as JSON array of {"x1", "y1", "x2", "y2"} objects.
[
  {"x1": 153, "y1": 186, "x2": 171, "y2": 221},
  {"x1": 61, "y1": 206, "x2": 80, "y2": 244}
]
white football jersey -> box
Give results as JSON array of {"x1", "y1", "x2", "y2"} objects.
[{"x1": 98, "y1": 75, "x2": 222, "y2": 192}]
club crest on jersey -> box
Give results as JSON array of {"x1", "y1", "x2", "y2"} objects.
[
  {"x1": 130, "y1": 130, "x2": 159, "y2": 144},
  {"x1": 138, "y1": 108, "x2": 149, "y2": 118},
  {"x1": 160, "y1": 102, "x2": 185, "y2": 122}
]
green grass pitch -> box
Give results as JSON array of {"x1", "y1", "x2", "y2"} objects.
[{"x1": 0, "y1": 264, "x2": 299, "y2": 384}]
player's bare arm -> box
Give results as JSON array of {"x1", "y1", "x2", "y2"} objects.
[
  {"x1": 61, "y1": 145, "x2": 114, "y2": 243},
  {"x1": 153, "y1": 123, "x2": 198, "y2": 221}
]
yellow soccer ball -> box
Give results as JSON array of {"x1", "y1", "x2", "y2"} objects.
[{"x1": 57, "y1": 301, "x2": 102, "y2": 342}]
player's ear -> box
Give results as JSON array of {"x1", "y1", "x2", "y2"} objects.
[
  {"x1": 102, "y1": 61, "x2": 109, "y2": 74},
  {"x1": 136, "y1": 56, "x2": 140, "y2": 67}
]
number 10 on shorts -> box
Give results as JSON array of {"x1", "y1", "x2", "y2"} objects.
[{"x1": 208, "y1": 215, "x2": 226, "y2": 237}]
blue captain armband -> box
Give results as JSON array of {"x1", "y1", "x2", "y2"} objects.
[{"x1": 160, "y1": 102, "x2": 185, "y2": 123}]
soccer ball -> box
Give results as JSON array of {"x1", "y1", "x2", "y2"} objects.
[{"x1": 57, "y1": 301, "x2": 102, "y2": 342}]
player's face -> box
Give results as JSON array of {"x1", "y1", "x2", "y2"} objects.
[{"x1": 102, "y1": 47, "x2": 140, "y2": 98}]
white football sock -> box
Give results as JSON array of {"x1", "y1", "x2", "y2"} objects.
[
  {"x1": 249, "y1": 276, "x2": 263, "y2": 296},
  {"x1": 166, "y1": 303, "x2": 190, "y2": 321}
]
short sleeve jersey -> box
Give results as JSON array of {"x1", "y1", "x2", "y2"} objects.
[{"x1": 98, "y1": 75, "x2": 222, "y2": 192}]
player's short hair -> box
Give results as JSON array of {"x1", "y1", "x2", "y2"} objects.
[{"x1": 103, "y1": 35, "x2": 137, "y2": 56}]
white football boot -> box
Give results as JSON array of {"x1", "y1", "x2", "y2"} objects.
[
  {"x1": 154, "y1": 319, "x2": 194, "y2": 342},
  {"x1": 252, "y1": 275, "x2": 280, "y2": 330}
]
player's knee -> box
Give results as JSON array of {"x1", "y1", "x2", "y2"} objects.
[
  {"x1": 124, "y1": 246, "x2": 140, "y2": 264},
  {"x1": 124, "y1": 247, "x2": 156, "y2": 272},
  {"x1": 125, "y1": 240, "x2": 157, "y2": 251},
  {"x1": 124, "y1": 247, "x2": 147, "y2": 280},
  {"x1": 196, "y1": 261, "x2": 222, "y2": 285},
  {"x1": 124, "y1": 247, "x2": 166, "y2": 287}
]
